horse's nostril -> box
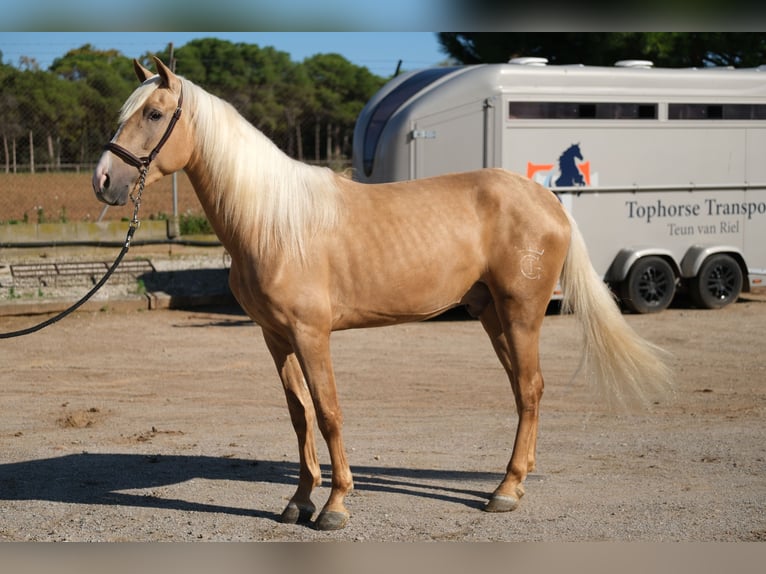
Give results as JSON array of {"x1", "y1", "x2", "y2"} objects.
[{"x1": 103, "y1": 174, "x2": 110, "y2": 190}]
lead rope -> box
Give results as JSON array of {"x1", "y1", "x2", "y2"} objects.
[{"x1": 0, "y1": 166, "x2": 147, "y2": 339}]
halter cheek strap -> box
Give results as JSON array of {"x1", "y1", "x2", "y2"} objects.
[{"x1": 104, "y1": 88, "x2": 184, "y2": 170}]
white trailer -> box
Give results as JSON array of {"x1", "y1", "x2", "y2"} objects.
[{"x1": 352, "y1": 58, "x2": 766, "y2": 312}]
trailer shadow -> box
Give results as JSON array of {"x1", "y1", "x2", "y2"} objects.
[{"x1": 0, "y1": 453, "x2": 503, "y2": 520}]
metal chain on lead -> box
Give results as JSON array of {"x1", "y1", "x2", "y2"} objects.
[
  {"x1": 130, "y1": 166, "x2": 147, "y2": 223},
  {"x1": 127, "y1": 166, "x2": 148, "y2": 244}
]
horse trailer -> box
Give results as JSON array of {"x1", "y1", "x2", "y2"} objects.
[{"x1": 352, "y1": 58, "x2": 766, "y2": 313}]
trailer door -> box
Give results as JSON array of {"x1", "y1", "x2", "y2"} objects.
[
  {"x1": 744, "y1": 128, "x2": 766, "y2": 286},
  {"x1": 409, "y1": 98, "x2": 495, "y2": 180}
]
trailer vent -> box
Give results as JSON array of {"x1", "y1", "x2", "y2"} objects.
[
  {"x1": 508, "y1": 57, "x2": 548, "y2": 66},
  {"x1": 615, "y1": 60, "x2": 654, "y2": 68}
]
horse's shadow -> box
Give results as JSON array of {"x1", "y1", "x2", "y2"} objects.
[{"x1": 0, "y1": 453, "x2": 503, "y2": 522}]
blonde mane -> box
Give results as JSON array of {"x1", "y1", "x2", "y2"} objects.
[{"x1": 122, "y1": 75, "x2": 340, "y2": 262}]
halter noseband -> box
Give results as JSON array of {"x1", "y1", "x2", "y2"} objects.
[{"x1": 104, "y1": 87, "x2": 184, "y2": 170}]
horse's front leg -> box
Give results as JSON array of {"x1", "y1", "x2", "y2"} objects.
[
  {"x1": 291, "y1": 324, "x2": 354, "y2": 531},
  {"x1": 262, "y1": 330, "x2": 322, "y2": 524}
]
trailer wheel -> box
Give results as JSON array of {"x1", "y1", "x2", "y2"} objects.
[
  {"x1": 621, "y1": 256, "x2": 676, "y2": 314},
  {"x1": 689, "y1": 254, "x2": 743, "y2": 309}
]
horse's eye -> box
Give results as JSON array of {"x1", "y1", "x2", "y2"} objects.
[{"x1": 147, "y1": 110, "x2": 163, "y2": 121}]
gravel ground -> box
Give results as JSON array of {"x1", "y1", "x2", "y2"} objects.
[{"x1": 0, "y1": 254, "x2": 764, "y2": 542}]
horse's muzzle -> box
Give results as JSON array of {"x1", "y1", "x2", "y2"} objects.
[
  {"x1": 93, "y1": 174, "x2": 129, "y2": 207},
  {"x1": 92, "y1": 155, "x2": 130, "y2": 206}
]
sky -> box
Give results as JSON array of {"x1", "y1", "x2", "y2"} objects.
[
  {"x1": 1, "y1": 1, "x2": 463, "y2": 32},
  {"x1": 3, "y1": 0, "x2": 760, "y2": 35},
  {"x1": 1, "y1": 1, "x2": 760, "y2": 36},
  {"x1": 0, "y1": 32, "x2": 449, "y2": 77}
]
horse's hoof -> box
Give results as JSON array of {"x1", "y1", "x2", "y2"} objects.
[
  {"x1": 485, "y1": 485, "x2": 524, "y2": 513},
  {"x1": 484, "y1": 494, "x2": 520, "y2": 512},
  {"x1": 280, "y1": 502, "x2": 315, "y2": 524},
  {"x1": 314, "y1": 510, "x2": 349, "y2": 531}
]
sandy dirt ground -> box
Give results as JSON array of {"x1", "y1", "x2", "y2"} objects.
[{"x1": 0, "y1": 288, "x2": 764, "y2": 542}]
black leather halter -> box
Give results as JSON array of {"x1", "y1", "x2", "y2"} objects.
[{"x1": 104, "y1": 88, "x2": 183, "y2": 170}]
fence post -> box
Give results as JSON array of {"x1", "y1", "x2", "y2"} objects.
[
  {"x1": 168, "y1": 42, "x2": 180, "y2": 239},
  {"x1": 28, "y1": 130, "x2": 34, "y2": 174}
]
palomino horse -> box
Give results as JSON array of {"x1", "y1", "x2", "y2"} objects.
[{"x1": 93, "y1": 58, "x2": 671, "y2": 531}]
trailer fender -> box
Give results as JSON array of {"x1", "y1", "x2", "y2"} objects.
[
  {"x1": 606, "y1": 247, "x2": 680, "y2": 283},
  {"x1": 680, "y1": 245, "x2": 747, "y2": 279}
]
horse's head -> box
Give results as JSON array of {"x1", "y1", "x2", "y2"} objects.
[
  {"x1": 93, "y1": 57, "x2": 192, "y2": 206},
  {"x1": 569, "y1": 143, "x2": 583, "y2": 161}
]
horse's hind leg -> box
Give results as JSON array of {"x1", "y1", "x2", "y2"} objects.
[
  {"x1": 479, "y1": 298, "x2": 545, "y2": 512},
  {"x1": 262, "y1": 331, "x2": 322, "y2": 524}
]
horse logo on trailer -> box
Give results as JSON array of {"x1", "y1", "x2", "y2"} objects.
[{"x1": 527, "y1": 143, "x2": 597, "y2": 188}]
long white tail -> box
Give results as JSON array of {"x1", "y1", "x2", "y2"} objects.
[{"x1": 559, "y1": 210, "x2": 674, "y2": 409}]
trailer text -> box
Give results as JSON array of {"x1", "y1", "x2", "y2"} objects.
[{"x1": 626, "y1": 198, "x2": 766, "y2": 223}]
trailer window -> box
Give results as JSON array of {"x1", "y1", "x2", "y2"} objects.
[
  {"x1": 508, "y1": 101, "x2": 657, "y2": 120},
  {"x1": 669, "y1": 103, "x2": 766, "y2": 120},
  {"x1": 362, "y1": 67, "x2": 460, "y2": 177}
]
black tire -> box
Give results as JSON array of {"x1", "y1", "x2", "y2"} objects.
[
  {"x1": 620, "y1": 256, "x2": 676, "y2": 314},
  {"x1": 689, "y1": 254, "x2": 743, "y2": 309}
]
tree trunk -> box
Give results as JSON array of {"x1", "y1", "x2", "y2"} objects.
[
  {"x1": 314, "y1": 120, "x2": 320, "y2": 163},
  {"x1": 29, "y1": 130, "x2": 34, "y2": 174},
  {"x1": 80, "y1": 131, "x2": 86, "y2": 165},
  {"x1": 3, "y1": 135, "x2": 8, "y2": 173},
  {"x1": 342, "y1": 131, "x2": 350, "y2": 163},
  {"x1": 47, "y1": 133, "x2": 54, "y2": 172},
  {"x1": 295, "y1": 120, "x2": 303, "y2": 162},
  {"x1": 284, "y1": 109, "x2": 295, "y2": 158},
  {"x1": 333, "y1": 125, "x2": 341, "y2": 160}
]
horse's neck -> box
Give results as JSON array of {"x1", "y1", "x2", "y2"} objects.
[
  {"x1": 182, "y1": 122, "x2": 339, "y2": 264},
  {"x1": 182, "y1": 154, "x2": 243, "y2": 251}
]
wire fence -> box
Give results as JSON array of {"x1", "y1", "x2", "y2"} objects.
[
  {"x1": 2, "y1": 53, "x2": 364, "y2": 228},
  {"x1": 0, "y1": 134, "x2": 351, "y2": 227},
  {"x1": 1, "y1": 169, "x2": 194, "y2": 224}
]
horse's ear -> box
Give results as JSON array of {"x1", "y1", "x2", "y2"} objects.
[
  {"x1": 152, "y1": 56, "x2": 179, "y2": 91},
  {"x1": 133, "y1": 59, "x2": 154, "y2": 83}
]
